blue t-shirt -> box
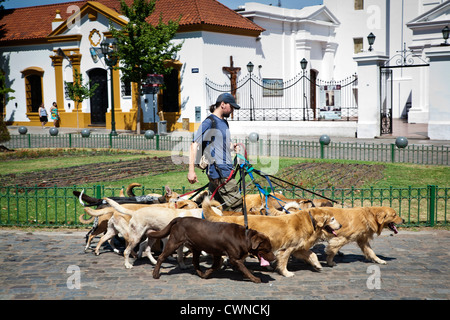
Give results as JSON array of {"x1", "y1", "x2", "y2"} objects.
[{"x1": 193, "y1": 114, "x2": 233, "y2": 179}]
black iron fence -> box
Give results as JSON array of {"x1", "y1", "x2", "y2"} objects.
[{"x1": 206, "y1": 72, "x2": 358, "y2": 121}]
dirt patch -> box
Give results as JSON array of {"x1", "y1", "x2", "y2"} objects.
[
  {"x1": 0, "y1": 156, "x2": 188, "y2": 187},
  {"x1": 275, "y1": 162, "x2": 385, "y2": 189}
]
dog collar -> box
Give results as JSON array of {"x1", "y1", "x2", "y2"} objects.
[{"x1": 308, "y1": 211, "x2": 316, "y2": 231}]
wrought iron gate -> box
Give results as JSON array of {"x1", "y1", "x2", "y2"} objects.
[
  {"x1": 380, "y1": 68, "x2": 393, "y2": 134},
  {"x1": 205, "y1": 72, "x2": 358, "y2": 121}
]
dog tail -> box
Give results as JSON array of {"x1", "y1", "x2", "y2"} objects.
[
  {"x1": 73, "y1": 190, "x2": 103, "y2": 207},
  {"x1": 78, "y1": 212, "x2": 95, "y2": 224},
  {"x1": 103, "y1": 197, "x2": 134, "y2": 216},
  {"x1": 83, "y1": 206, "x2": 115, "y2": 217},
  {"x1": 147, "y1": 218, "x2": 180, "y2": 239},
  {"x1": 126, "y1": 183, "x2": 142, "y2": 197},
  {"x1": 201, "y1": 197, "x2": 223, "y2": 221}
]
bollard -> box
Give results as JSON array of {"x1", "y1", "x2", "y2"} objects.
[
  {"x1": 319, "y1": 135, "x2": 330, "y2": 159},
  {"x1": 144, "y1": 130, "x2": 155, "y2": 139}
]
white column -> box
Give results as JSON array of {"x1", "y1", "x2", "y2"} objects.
[
  {"x1": 322, "y1": 42, "x2": 338, "y2": 80},
  {"x1": 353, "y1": 52, "x2": 389, "y2": 138},
  {"x1": 408, "y1": 51, "x2": 429, "y2": 124},
  {"x1": 425, "y1": 46, "x2": 450, "y2": 140}
]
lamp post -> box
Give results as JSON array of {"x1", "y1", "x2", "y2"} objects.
[
  {"x1": 442, "y1": 26, "x2": 449, "y2": 46},
  {"x1": 247, "y1": 61, "x2": 254, "y2": 121},
  {"x1": 300, "y1": 58, "x2": 308, "y2": 121},
  {"x1": 101, "y1": 40, "x2": 118, "y2": 136},
  {"x1": 367, "y1": 32, "x2": 376, "y2": 52}
]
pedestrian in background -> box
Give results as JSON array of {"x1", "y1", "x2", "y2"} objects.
[
  {"x1": 38, "y1": 103, "x2": 48, "y2": 129},
  {"x1": 50, "y1": 102, "x2": 59, "y2": 127}
]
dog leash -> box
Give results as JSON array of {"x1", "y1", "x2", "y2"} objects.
[
  {"x1": 236, "y1": 153, "x2": 291, "y2": 215},
  {"x1": 177, "y1": 183, "x2": 209, "y2": 200}
]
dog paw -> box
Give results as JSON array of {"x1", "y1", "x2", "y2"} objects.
[
  {"x1": 250, "y1": 277, "x2": 262, "y2": 284},
  {"x1": 281, "y1": 271, "x2": 295, "y2": 277},
  {"x1": 124, "y1": 262, "x2": 133, "y2": 269},
  {"x1": 179, "y1": 263, "x2": 189, "y2": 270},
  {"x1": 327, "y1": 261, "x2": 337, "y2": 267},
  {"x1": 376, "y1": 259, "x2": 387, "y2": 265}
]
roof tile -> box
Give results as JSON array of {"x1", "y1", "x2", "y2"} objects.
[{"x1": 0, "y1": 0, "x2": 263, "y2": 43}]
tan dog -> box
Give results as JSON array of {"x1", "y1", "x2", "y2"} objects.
[
  {"x1": 244, "y1": 193, "x2": 333, "y2": 216},
  {"x1": 78, "y1": 185, "x2": 196, "y2": 253},
  {"x1": 90, "y1": 197, "x2": 222, "y2": 269},
  {"x1": 318, "y1": 207, "x2": 404, "y2": 266},
  {"x1": 202, "y1": 198, "x2": 341, "y2": 277}
]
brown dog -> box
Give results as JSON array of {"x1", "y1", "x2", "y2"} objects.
[
  {"x1": 149, "y1": 217, "x2": 276, "y2": 283},
  {"x1": 318, "y1": 206, "x2": 404, "y2": 266},
  {"x1": 202, "y1": 198, "x2": 341, "y2": 277}
]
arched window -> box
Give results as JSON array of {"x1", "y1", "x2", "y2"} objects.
[{"x1": 21, "y1": 67, "x2": 44, "y2": 113}]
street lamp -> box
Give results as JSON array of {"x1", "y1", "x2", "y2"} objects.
[
  {"x1": 101, "y1": 40, "x2": 118, "y2": 136},
  {"x1": 442, "y1": 26, "x2": 449, "y2": 45},
  {"x1": 300, "y1": 58, "x2": 308, "y2": 121},
  {"x1": 367, "y1": 32, "x2": 376, "y2": 52},
  {"x1": 247, "y1": 61, "x2": 254, "y2": 121}
]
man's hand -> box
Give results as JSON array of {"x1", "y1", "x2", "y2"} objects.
[{"x1": 187, "y1": 171, "x2": 198, "y2": 184}]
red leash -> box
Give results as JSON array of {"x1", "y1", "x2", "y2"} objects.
[{"x1": 209, "y1": 143, "x2": 248, "y2": 200}]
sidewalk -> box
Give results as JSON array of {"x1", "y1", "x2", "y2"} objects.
[{"x1": 0, "y1": 227, "x2": 448, "y2": 300}]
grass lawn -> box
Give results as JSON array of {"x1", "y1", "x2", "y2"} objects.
[{"x1": 0, "y1": 149, "x2": 448, "y2": 227}]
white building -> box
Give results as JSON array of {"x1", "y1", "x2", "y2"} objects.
[
  {"x1": 324, "y1": 0, "x2": 449, "y2": 133},
  {"x1": 1, "y1": 0, "x2": 449, "y2": 139}
]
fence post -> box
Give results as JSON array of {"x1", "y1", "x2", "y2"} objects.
[
  {"x1": 428, "y1": 185, "x2": 436, "y2": 227},
  {"x1": 390, "y1": 143, "x2": 395, "y2": 163},
  {"x1": 95, "y1": 185, "x2": 102, "y2": 199},
  {"x1": 69, "y1": 133, "x2": 72, "y2": 148},
  {"x1": 156, "y1": 134, "x2": 160, "y2": 150},
  {"x1": 28, "y1": 134, "x2": 31, "y2": 148}
]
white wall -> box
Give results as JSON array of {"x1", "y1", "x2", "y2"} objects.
[{"x1": 2, "y1": 44, "x2": 55, "y2": 122}]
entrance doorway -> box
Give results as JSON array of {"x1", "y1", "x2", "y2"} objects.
[{"x1": 88, "y1": 68, "x2": 108, "y2": 125}]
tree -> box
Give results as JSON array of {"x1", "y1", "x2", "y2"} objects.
[
  {"x1": 109, "y1": 0, "x2": 183, "y2": 133},
  {"x1": 64, "y1": 68, "x2": 99, "y2": 130},
  {"x1": 0, "y1": 69, "x2": 14, "y2": 143}
]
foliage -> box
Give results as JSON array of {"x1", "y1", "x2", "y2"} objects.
[
  {"x1": 110, "y1": 0, "x2": 182, "y2": 86},
  {"x1": 0, "y1": 117, "x2": 10, "y2": 143},
  {"x1": 64, "y1": 69, "x2": 99, "y2": 109},
  {"x1": 0, "y1": 70, "x2": 14, "y2": 104}
]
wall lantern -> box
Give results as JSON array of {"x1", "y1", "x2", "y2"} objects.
[
  {"x1": 367, "y1": 32, "x2": 376, "y2": 51},
  {"x1": 442, "y1": 26, "x2": 449, "y2": 45}
]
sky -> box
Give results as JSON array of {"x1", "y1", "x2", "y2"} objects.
[{"x1": 3, "y1": 0, "x2": 323, "y2": 10}]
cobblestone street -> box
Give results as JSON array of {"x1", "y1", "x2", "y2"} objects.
[{"x1": 0, "y1": 228, "x2": 448, "y2": 303}]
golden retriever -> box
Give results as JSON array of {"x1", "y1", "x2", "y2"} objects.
[
  {"x1": 202, "y1": 198, "x2": 341, "y2": 277},
  {"x1": 244, "y1": 193, "x2": 333, "y2": 216},
  {"x1": 318, "y1": 206, "x2": 404, "y2": 266}
]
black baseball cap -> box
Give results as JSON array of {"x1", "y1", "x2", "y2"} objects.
[{"x1": 216, "y1": 93, "x2": 240, "y2": 109}]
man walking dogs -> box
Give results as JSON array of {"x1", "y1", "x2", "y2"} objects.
[{"x1": 188, "y1": 93, "x2": 243, "y2": 212}]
